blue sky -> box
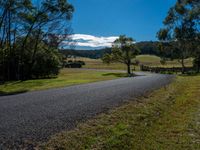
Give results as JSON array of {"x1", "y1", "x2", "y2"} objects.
[{"x1": 66, "y1": 0, "x2": 176, "y2": 49}]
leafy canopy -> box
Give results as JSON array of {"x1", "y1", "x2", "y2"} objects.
[{"x1": 102, "y1": 35, "x2": 139, "y2": 74}]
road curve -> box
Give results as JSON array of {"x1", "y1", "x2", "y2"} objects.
[{"x1": 0, "y1": 72, "x2": 174, "y2": 149}]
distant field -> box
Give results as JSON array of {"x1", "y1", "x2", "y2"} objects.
[
  {"x1": 137, "y1": 55, "x2": 193, "y2": 67},
  {"x1": 70, "y1": 55, "x2": 193, "y2": 70},
  {"x1": 0, "y1": 69, "x2": 126, "y2": 95}
]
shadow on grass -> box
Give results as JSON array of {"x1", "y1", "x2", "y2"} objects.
[
  {"x1": 102, "y1": 73, "x2": 129, "y2": 77},
  {"x1": 0, "y1": 80, "x2": 24, "y2": 86},
  {"x1": 0, "y1": 90, "x2": 28, "y2": 96},
  {"x1": 31, "y1": 76, "x2": 58, "y2": 80},
  {"x1": 0, "y1": 76, "x2": 58, "y2": 84}
]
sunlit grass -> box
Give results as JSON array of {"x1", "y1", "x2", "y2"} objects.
[{"x1": 0, "y1": 69, "x2": 126, "y2": 95}]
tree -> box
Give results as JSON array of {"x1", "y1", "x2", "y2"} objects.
[
  {"x1": 157, "y1": 0, "x2": 200, "y2": 73},
  {"x1": 102, "y1": 35, "x2": 139, "y2": 75},
  {"x1": 0, "y1": 0, "x2": 74, "y2": 81}
]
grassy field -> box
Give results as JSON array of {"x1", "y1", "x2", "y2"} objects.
[
  {"x1": 42, "y1": 75, "x2": 200, "y2": 150},
  {"x1": 74, "y1": 55, "x2": 193, "y2": 70},
  {"x1": 0, "y1": 69, "x2": 126, "y2": 95}
]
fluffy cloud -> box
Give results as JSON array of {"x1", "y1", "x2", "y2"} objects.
[{"x1": 63, "y1": 34, "x2": 119, "y2": 48}]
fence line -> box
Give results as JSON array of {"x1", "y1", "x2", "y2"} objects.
[{"x1": 140, "y1": 65, "x2": 194, "y2": 73}]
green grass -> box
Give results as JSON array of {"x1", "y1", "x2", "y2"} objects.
[
  {"x1": 136, "y1": 54, "x2": 161, "y2": 65},
  {"x1": 0, "y1": 69, "x2": 127, "y2": 95},
  {"x1": 41, "y1": 75, "x2": 200, "y2": 150},
  {"x1": 79, "y1": 57, "x2": 127, "y2": 70},
  {"x1": 136, "y1": 55, "x2": 193, "y2": 67}
]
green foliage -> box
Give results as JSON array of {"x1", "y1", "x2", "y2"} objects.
[
  {"x1": 102, "y1": 35, "x2": 140, "y2": 74},
  {"x1": 0, "y1": 0, "x2": 74, "y2": 81},
  {"x1": 160, "y1": 59, "x2": 166, "y2": 65},
  {"x1": 157, "y1": 29, "x2": 169, "y2": 41},
  {"x1": 102, "y1": 53, "x2": 112, "y2": 64},
  {"x1": 193, "y1": 52, "x2": 200, "y2": 72},
  {"x1": 31, "y1": 48, "x2": 62, "y2": 78},
  {"x1": 157, "y1": 0, "x2": 200, "y2": 73},
  {"x1": 61, "y1": 48, "x2": 112, "y2": 59}
]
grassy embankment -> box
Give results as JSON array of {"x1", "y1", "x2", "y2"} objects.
[
  {"x1": 0, "y1": 69, "x2": 126, "y2": 95},
  {"x1": 42, "y1": 75, "x2": 200, "y2": 150}
]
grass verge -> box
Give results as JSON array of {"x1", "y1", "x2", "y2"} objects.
[
  {"x1": 42, "y1": 75, "x2": 200, "y2": 150},
  {"x1": 0, "y1": 69, "x2": 126, "y2": 95}
]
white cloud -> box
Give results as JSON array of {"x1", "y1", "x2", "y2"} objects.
[{"x1": 63, "y1": 34, "x2": 119, "y2": 48}]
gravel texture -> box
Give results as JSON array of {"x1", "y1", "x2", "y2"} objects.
[{"x1": 0, "y1": 72, "x2": 174, "y2": 149}]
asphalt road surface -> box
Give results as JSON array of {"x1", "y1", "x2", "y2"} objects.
[{"x1": 0, "y1": 72, "x2": 174, "y2": 149}]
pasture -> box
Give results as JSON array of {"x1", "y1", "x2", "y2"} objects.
[{"x1": 71, "y1": 55, "x2": 193, "y2": 70}]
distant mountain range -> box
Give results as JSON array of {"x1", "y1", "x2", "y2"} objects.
[{"x1": 60, "y1": 41, "x2": 161, "y2": 59}]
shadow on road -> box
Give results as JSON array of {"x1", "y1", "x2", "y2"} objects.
[
  {"x1": 102, "y1": 72, "x2": 145, "y2": 78},
  {"x1": 0, "y1": 90, "x2": 28, "y2": 96},
  {"x1": 102, "y1": 73, "x2": 128, "y2": 77}
]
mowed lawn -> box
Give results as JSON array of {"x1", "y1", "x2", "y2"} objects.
[
  {"x1": 0, "y1": 69, "x2": 126, "y2": 95},
  {"x1": 76, "y1": 55, "x2": 193, "y2": 70},
  {"x1": 42, "y1": 75, "x2": 200, "y2": 150}
]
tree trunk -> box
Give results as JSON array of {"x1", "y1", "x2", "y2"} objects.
[
  {"x1": 28, "y1": 30, "x2": 41, "y2": 79},
  {"x1": 127, "y1": 63, "x2": 131, "y2": 75},
  {"x1": 181, "y1": 57, "x2": 185, "y2": 74},
  {"x1": 196, "y1": 58, "x2": 200, "y2": 73}
]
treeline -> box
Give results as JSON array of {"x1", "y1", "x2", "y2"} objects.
[
  {"x1": 60, "y1": 48, "x2": 112, "y2": 59},
  {"x1": 157, "y1": 0, "x2": 200, "y2": 73},
  {"x1": 137, "y1": 41, "x2": 160, "y2": 56},
  {"x1": 61, "y1": 41, "x2": 161, "y2": 59},
  {"x1": 0, "y1": 0, "x2": 74, "y2": 81}
]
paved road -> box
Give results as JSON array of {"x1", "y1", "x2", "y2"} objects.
[{"x1": 0, "y1": 72, "x2": 174, "y2": 149}]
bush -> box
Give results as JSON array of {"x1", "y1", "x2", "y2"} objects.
[
  {"x1": 77, "y1": 61, "x2": 86, "y2": 65},
  {"x1": 31, "y1": 48, "x2": 61, "y2": 78},
  {"x1": 64, "y1": 61, "x2": 82, "y2": 68}
]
